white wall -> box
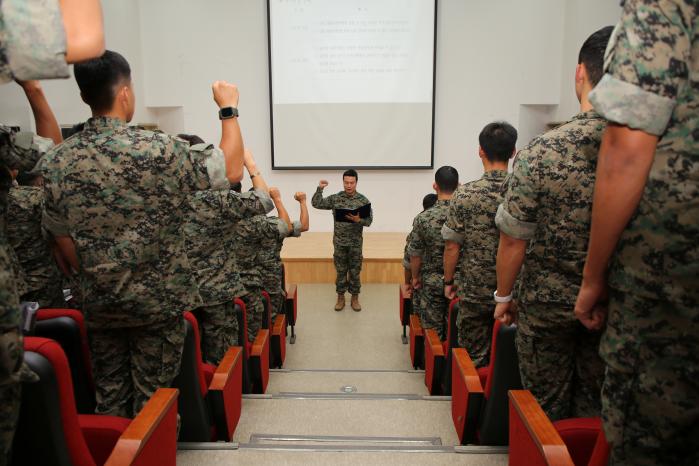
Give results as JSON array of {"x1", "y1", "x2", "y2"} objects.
[{"x1": 0, "y1": 0, "x2": 621, "y2": 233}]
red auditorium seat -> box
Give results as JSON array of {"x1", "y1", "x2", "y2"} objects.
[
  {"x1": 234, "y1": 298, "x2": 270, "y2": 394},
  {"x1": 451, "y1": 320, "x2": 522, "y2": 445},
  {"x1": 399, "y1": 284, "x2": 412, "y2": 344},
  {"x1": 172, "y1": 312, "x2": 243, "y2": 442},
  {"x1": 440, "y1": 298, "x2": 460, "y2": 395},
  {"x1": 508, "y1": 390, "x2": 610, "y2": 466},
  {"x1": 14, "y1": 337, "x2": 178, "y2": 466},
  {"x1": 271, "y1": 313, "x2": 287, "y2": 368},
  {"x1": 285, "y1": 283, "x2": 299, "y2": 344},
  {"x1": 423, "y1": 298, "x2": 459, "y2": 395},
  {"x1": 261, "y1": 290, "x2": 272, "y2": 330},
  {"x1": 409, "y1": 314, "x2": 424, "y2": 370},
  {"x1": 34, "y1": 308, "x2": 96, "y2": 413}
]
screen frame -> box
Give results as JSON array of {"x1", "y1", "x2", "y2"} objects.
[{"x1": 266, "y1": 0, "x2": 438, "y2": 170}]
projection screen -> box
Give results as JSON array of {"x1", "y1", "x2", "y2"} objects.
[{"x1": 268, "y1": 0, "x2": 437, "y2": 169}]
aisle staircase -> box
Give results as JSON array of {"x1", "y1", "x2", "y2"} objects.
[{"x1": 176, "y1": 284, "x2": 509, "y2": 465}]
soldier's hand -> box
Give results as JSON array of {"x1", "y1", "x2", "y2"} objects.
[
  {"x1": 345, "y1": 213, "x2": 361, "y2": 223},
  {"x1": 411, "y1": 277, "x2": 422, "y2": 290},
  {"x1": 444, "y1": 284, "x2": 456, "y2": 300},
  {"x1": 318, "y1": 180, "x2": 329, "y2": 189},
  {"x1": 269, "y1": 187, "x2": 281, "y2": 200},
  {"x1": 212, "y1": 80, "x2": 239, "y2": 109},
  {"x1": 294, "y1": 192, "x2": 307, "y2": 202},
  {"x1": 494, "y1": 301, "x2": 517, "y2": 326},
  {"x1": 575, "y1": 278, "x2": 609, "y2": 331}
]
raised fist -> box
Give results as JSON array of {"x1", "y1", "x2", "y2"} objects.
[
  {"x1": 294, "y1": 192, "x2": 307, "y2": 202},
  {"x1": 318, "y1": 180, "x2": 329, "y2": 189},
  {"x1": 212, "y1": 81, "x2": 239, "y2": 109},
  {"x1": 269, "y1": 187, "x2": 281, "y2": 199}
]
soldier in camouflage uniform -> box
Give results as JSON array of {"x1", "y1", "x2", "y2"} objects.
[
  {"x1": 402, "y1": 193, "x2": 437, "y2": 313},
  {"x1": 408, "y1": 168, "x2": 458, "y2": 340},
  {"x1": 180, "y1": 136, "x2": 273, "y2": 365},
  {"x1": 41, "y1": 51, "x2": 246, "y2": 418},
  {"x1": 574, "y1": 2, "x2": 699, "y2": 464},
  {"x1": 260, "y1": 191, "x2": 308, "y2": 319},
  {"x1": 442, "y1": 122, "x2": 517, "y2": 368},
  {"x1": 312, "y1": 169, "x2": 372, "y2": 312},
  {"x1": 494, "y1": 27, "x2": 612, "y2": 421},
  {"x1": 233, "y1": 188, "x2": 293, "y2": 341}
]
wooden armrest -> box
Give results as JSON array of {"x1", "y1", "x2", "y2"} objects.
[
  {"x1": 272, "y1": 314, "x2": 286, "y2": 334},
  {"x1": 105, "y1": 388, "x2": 178, "y2": 466},
  {"x1": 453, "y1": 348, "x2": 483, "y2": 394},
  {"x1": 452, "y1": 348, "x2": 485, "y2": 444},
  {"x1": 508, "y1": 390, "x2": 574, "y2": 466},
  {"x1": 209, "y1": 346, "x2": 243, "y2": 441},
  {"x1": 425, "y1": 329, "x2": 445, "y2": 357},
  {"x1": 285, "y1": 284, "x2": 297, "y2": 300},
  {"x1": 252, "y1": 329, "x2": 270, "y2": 356}
]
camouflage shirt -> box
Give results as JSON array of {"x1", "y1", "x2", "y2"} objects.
[
  {"x1": 408, "y1": 200, "x2": 450, "y2": 279},
  {"x1": 589, "y1": 0, "x2": 698, "y2": 306},
  {"x1": 6, "y1": 185, "x2": 63, "y2": 301},
  {"x1": 185, "y1": 187, "x2": 273, "y2": 306},
  {"x1": 403, "y1": 229, "x2": 416, "y2": 270},
  {"x1": 41, "y1": 116, "x2": 231, "y2": 328},
  {"x1": 442, "y1": 170, "x2": 508, "y2": 304},
  {"x1": 495, "y1": 111, "x2": 606, "y2": 306},
  {"x1": 0, "y1": 0, "x2": 69, "y2": 83},
  {"x1": 0, "y1": 125, "x2": 53, "y2": 172},
  {"x1": 311, "y1": 188, "x2": 372, "y2": 247},
  {"x1": 232, "y1": 214, "x2": 292, "y2": 289},
  {"x1": 259, "y1": 219, "x2": 302, "y2": 289}
]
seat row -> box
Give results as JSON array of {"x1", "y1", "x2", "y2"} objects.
[
  {"x1": 12, "y1": 282, "x2": 300, "y2": 466},
  {"x1": 398, "y1": 284, "x2": 610, "y2": 465}
]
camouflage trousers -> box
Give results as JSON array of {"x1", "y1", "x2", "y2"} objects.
[
  {"x1": 89, "y1": 316, "x2": 185, "y2": 418},
  {"x1": 456, "y1": 300, "x2": 494, "y2": 368},
  {"x1": 516, "y1": 302, "x2": 604, "y2": 421},
  {"x1": 261, "y1": 269, "x2": 284, "y2": 318},
  {"x1": 333, "y1": 244, "x2": 362, "y2": 295},
  {"x1": 192, "y1": 301, "x2": 239, "y2": 366},
  {"x1": 0, "y1": 329, "x2": 23, "y2": 466},
  {"x1": 240, "y1": 289, "x2": 264, "y2": 342},
  {"x1": 419, "y1": 275, "x2": 449, "y2": 340},
  {"x1": 600, "y1": 289, "x2": 699, "y2": 466}
]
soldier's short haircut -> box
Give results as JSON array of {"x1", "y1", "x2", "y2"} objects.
[
  {"x1": 435, "y1": 166, "x2": 459, "y2": 194},
  {"x1": 479, "y1": 121, "x2": 518, "y2": 163},
  {"x1": 177, "y1": 134, "x2": 205, "y2": 146},
  {"x1": 578, "y1": 26, "x2": 614, "y2": 87},
  {"x1": 74, "y1": 50, "x2": 131, "y2": 113},
  {"x1": 422, "y1": 193, "x2": 437, "y2": 211},
  {"x1": 343, "y1": 169, "x2": 358, "y2": 181}
]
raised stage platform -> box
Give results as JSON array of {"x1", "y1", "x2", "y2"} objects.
[{"x1": 281, "y1": 232, "x2": 407, "y2": 284}]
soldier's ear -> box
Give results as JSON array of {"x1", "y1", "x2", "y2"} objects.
[{"x1": 575, "y1": 63, "x2": 586, "y2": 85}]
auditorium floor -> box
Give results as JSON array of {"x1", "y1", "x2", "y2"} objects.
[{"x1": 176, "y1": 284, "x2": 509, "y2": 465}]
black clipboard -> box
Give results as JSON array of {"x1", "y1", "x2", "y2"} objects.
[{"x1": 334, "y1": 203, "x2": 371, "y2": 223}]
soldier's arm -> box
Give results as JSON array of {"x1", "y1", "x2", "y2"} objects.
[
  {"x1": 54, "y1": 236, "x2": 79, "y2": 272},
  {"x1": 576, "y1": 0, "x2": 686, "y2": 329},
  {"x1": 19, "y1": 80, "x2": 62, "y2": 145},
  {"x1": 407, "y1": 217, "x2": 425, "y2": 286},
  {"x1": 60, "y1": 0, "x2": 105, "y2": 63},
  {"x1": 295, "y1": 192, "x2": 310, "y2": 233},
  {"x1": 441, "y1": 199, "x2": 463, "y2": 283},
  {"x1": 212, "y1": 81, "x2": 244, "y2": 184},
  {"x1": 311, "y1": 185, "x2": 334, "y2": 210},
  {"x1": 245, "y1": 149, "x2": 269, "y2": 193},
  {"x1": 359, "y1": 201, "x2": 372, "y2": 227},
  {"x1": 270, "y1": 187, "x2": 293, "y2": 233}
]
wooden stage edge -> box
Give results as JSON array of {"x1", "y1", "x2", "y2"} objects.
[{"x1": 281, "y1": 232, "x2": 407, "y2": 284}]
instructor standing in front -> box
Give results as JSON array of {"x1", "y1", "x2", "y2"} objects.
[{"x1": 312, "y1": 169, "x2": 372, "y2": 312}]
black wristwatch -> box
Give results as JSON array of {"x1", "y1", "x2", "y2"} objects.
[
  {"x1": 218, "y1": 106, "x2": 239, "y2": 120},
  {"x1": 444, "y1": 277, "x2": 454, "y2": 286}
]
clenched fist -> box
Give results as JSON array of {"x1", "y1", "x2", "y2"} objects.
[
  {"x1": 269, "y1": 187, "x2": 281, "y2": 199},
  {"x1": 318, "y1": 180, "x2": 329, "y2": 189},
  {"x1": 294, "y1": 192, "x2": 307, "y2": 202},
  {"x1": 212, "y1": 81, "x2": 239, "y2": 109}
]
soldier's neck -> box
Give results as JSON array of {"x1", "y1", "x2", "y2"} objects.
[
  {"x1": 92, "y1": 108, "x2": 128, "y2": 122},
  {"x1": 482, "y1": 160, "x2": 508, "y2": 172},
  {"x1": 437, "y1": 192, "x2": 452, "y2": 201},
  {"x1": 579, "y1": 88, "x2": 593, "y2": 113}
]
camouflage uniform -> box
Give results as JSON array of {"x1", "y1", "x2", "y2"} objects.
[
  {"x1": 0, "y1": 126, "x2": 50, "y2": 464},
  {"x1": 496, "y1": 111, "x2": 607, "y2": 421},
  {"x1": 233, "y1": 215, "x2": 292, "y2": 341},
  {"x1": 41, "y1": 116, "x2": 231, "y2": 417},
  {"x1": 185, "y1": 185, "x2": 273, "y2": 364},
  {"x1": 0, "y1": 0, "x2": 69, "y2": 84},
  {"x1": 408, "y1": 200, "x2": 450, "y2": 340},
  {"x1": 442, "y1": 170, "x2": 507, "y2": 368},
  {"x1": 403, "y1": 229, "x2": 424, "y2": 318},
  {"x1": 587, "y1": 2, "x2": 699, "y2": 464},
  {"x1": 6, "y1": 186, "x2": 65, "y2": 308},
  {"x1": 259, "y1": 220, "x2": 302, "y2": 318},
  {"x1": 312, "y1": 187, "x2": 372, "y2": 295}
]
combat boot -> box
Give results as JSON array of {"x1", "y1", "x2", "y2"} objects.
[
  {"x1": 351, "y1": 294, "x2": 362, "y2": 312},
  {"x1": 334, "y1": 293, "x2": 345, "y2": 311}
]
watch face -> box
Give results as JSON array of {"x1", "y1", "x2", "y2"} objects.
[{"x1": 220, "y1": 107, "x2": 238, "y2": 118}]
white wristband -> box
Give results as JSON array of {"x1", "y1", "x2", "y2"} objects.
[{"x1": 493, "y1": 290, "x2": 513, "y2": 303}]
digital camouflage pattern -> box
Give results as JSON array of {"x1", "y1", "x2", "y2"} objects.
[
  {"x1": 41, "y1": 117, "x2": 230, "y2": 329},
  {"x1": 0, "y1": 0, "x2": 69, "y2": 83},
  {"x1": 587, "y1": 1, "x2": 699, "y2": 464},
  {"x1": 6, "y1": 186, "x2": 64, "y2": 307},
  {"x1": 312, "y1": 187, "x2": 372, "y2": 294},
  {"x1": 185, "y1": 185, "x2": 272, "y2": 363},
  {"x1": 259, "y1": 220, "x2": 302, "y2": 317},
  {"x1": 0, "y1": 126, "x2": 53, "y2": 172},
  {"x1": 455, "y1": 301, "x2": 494, "y2": 368},
  {"x1": 442, "y1": 170, "x2": 508, "y2": 304},
  {"x1": 408, "y1": 200, "x2": 450, "y2": 340},
  {"x1": 233, "y1": 214, "x2": 290, "y2": 341},
  {"x1": 41, "y1": 116, "x2": 229, "y2": 417},
  {"x1": 89, "y1": 317, "x2": 185, "y2": 418}
]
